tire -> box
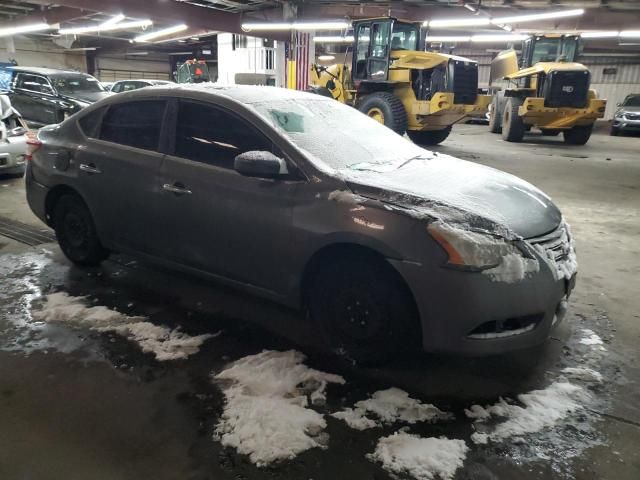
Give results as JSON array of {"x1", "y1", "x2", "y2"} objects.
[
  {"x1": 563, "y1": 124, "x2": 593, "y2": 145},
  {"x1": 610, "y1": 127, "x2": 619, "y2": 136},
  {"x1": 53, "y1": 194, "x2": 109, "y2": 266},
  {"x1": 307, "y1": 250, "x2": 420, "y2": 365},
  {"x1": 541, "y1": 129, "x2": 561, "y2": 136},
  {"x1": 501, "y1": 98, "x2": 525, "y2": 142},
  {"x1": 488, "y1": 96, "x2": 502, "y2": 133},
  {"x1": 407, "y1": 127, "x2": 452, "y2": 146},
  {"x1": 357, "y1": 92, "x2": 408, "y2": 136}
]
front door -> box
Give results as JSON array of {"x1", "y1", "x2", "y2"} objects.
[
  {"x1": 368, "y1": 20, "x2": 392, "y2": 81},
  {"x1": 158, "y1": 98, "x2": 298, "y2": 295},
  {"x1": 74, "y1": 99, "x2": 168, "y2": 254}
]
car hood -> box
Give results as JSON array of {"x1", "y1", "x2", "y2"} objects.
[
  {"x1": 341, "y1": 153, "x2": 562, "y2": 239},
  {"x1": 60, "y1": 91, "x2": 111, "y2": 104},
  {"x1": 619, "y1": 106, "x2": 640, "y2": 113}
]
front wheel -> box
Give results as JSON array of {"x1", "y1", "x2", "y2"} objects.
[
  {"x1": 610, "y1": 127, "x2": 620, "y2": 136},
  {"x1": 53, "y1": 194, "x2": 109, "y2": 266},
  {"x1": 307, "y1": 251, "x2": 420, "y2": 365},
  {"x1": 488, "y1": 96, "x2": 502, "y2": 134},
  {"x1": 357, "y1": 92, "x2": 408, "y2": 136},
  {"x1": 407, "y1": 127, "x2": 452, "y2": 146},
  {"x1": 563, "y1": 124, "x2": 593, "y2": 145}
]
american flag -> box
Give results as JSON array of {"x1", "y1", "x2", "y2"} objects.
[{"x1": 294, "y1": 32, "x2": 311, "y2": 91}]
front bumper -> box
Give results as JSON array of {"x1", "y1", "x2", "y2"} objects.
[
  {"x1": 389, "y1": 246, "x2": 575, "y2": 356},
  {"x1": 613, "y1": 117, "x2": 640, "y2": 132}
]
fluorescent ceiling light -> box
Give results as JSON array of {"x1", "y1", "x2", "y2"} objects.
[
  {"x1": 0, "y1": 23, "x2": 52, "y2": 37},
  {"x1": 168, "y1": 51, "x2": 194, "y2": 55},
  {"x1": 492, "y1": 9, "x2": 584, "y2": 25},
  {"x1": 318, "y1": 55, "x2": 335, "y2": 61},
  {"x1": 313, "y1": 35, "x2": 354, "y2": 43},
  {"x1": 242, "y1": 21, "x2": 349, "y2": 31},
  {"x1": 472, "y1": 34, "x2": 528, "y2": 42},
  {"x1": 59, "y1": 19, "x2": 152, "y2": 35},
  {"x1": 580, "y1": 31, "x2": 619, "y2": 38},
  {"x1": 425, "y1": 35, "x2": 472, "y2": 42},
  {"x1": 426, "y1": 18, "x2": 491, "y2": 27},
  {"x1": 100, "y1": 14, "x2": 125, "y2": 28},
  {"x1": 619, "y1": 30, "x2": 640, "y2": 38},
  {"x1": 134, "y1": 24, "x2": 188, "y2": 42}
]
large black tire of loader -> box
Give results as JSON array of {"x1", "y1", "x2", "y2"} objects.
[
  {"x1": 488, "y1": 96, "x2": 502, "y2": 133},
  {"x1": 407, "y1": 127, "x2": 452, "y2": 146},
  {"x1": 357, "y1": 92, "x2": 408, "y2": 136},
  {"x1": 501, "y1": 98, "x2": 526, "y2": 142},
  {"x1": 563, "y1": 124, "x2": 593, "y2": 145}
]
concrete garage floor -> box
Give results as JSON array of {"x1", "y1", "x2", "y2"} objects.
[{"x1": 0, "y1": 124, "x2": 638, "y2": 480}]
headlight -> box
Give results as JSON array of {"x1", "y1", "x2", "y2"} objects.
[{"x1": 427, "y1": 222, "x2": 526, "y2": 270}]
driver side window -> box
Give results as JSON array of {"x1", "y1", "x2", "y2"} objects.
[{"x1": 173, "y1": 100, "x2": 274, "y2": 170}]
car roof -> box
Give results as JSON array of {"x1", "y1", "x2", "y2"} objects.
[
  {"x1": 114, "y1": 83, "x2": 329, "y2": 105},
  {"x1": 9, "y1": 66, "x2": 91, "y2": 76}
]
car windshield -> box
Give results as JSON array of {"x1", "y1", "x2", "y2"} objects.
[
  {"x1": 250, "y1": 97, "x2": 428, "y2": 171},
  {"x1": 50, "y1": 74, "x2": 105, "y2": 95},
  {"x1": 624, "y1": 95, "x2": 640, "y2": 107}
]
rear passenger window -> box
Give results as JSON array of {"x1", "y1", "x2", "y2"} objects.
[
  {"x1": 174, "y1": 100, "x2": 272, "y2": 169},
  {"x1": 78, "y1": 107, "x2": 106, "y2": 138},
  {"x1": 100, "y1": 100, "x2": 165, "y2": 151}
]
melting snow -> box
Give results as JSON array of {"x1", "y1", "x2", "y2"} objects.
[
  {"x1": 464, "y1": 381, "x2": 589, "y2": 442},
  {"x1": 31, "y1": 292, "x2": 215, "y2": 361},
  {"x1": 369, "y1": 433, "x2": 468, "y2": 480},
  {"x1": 482, "y1": 252, "x2": 540, "y2": 283},
  {"x1": 561, "y1": 367, "x2": 603, "y2": 384},
  {"x1": 212, "y1": 350, "x2": 344, "y2": 466},
  {"x1": 332, "y1": 387, "x2": 452, "y2": 430},
  {"x1": 579, "y1": 329, "x2": 604, "y2": 346}
]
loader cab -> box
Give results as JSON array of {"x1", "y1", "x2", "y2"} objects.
[
  {"x1": 352, "y1": 18, "x2": 421, "y2": 85},
  {"x1": 520, "y1": 35, "x2": 580, "y2": 69}
]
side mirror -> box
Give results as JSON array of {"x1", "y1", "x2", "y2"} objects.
[
  {"x1": 7, "y1": 126, "x2": 27, "y2": 137},
  {"x1": 234, "y1": 151, "x2": 288, "y2": 178}
]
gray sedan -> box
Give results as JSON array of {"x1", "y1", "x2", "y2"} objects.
[{"x1": 25, "y1": 85, "x2": 577, "y2": 362}]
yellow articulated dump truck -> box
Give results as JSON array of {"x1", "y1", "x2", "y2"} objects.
[
  {"x1": 309, "y1": 17, "x2": 491, "y2": 145},
  {"x1": 488, "y1": 34, "x2": 606, "y2": 145}
]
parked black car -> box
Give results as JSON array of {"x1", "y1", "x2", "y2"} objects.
[{"x1": 7, "y1": 67, "x2": 110, "y2": 126}]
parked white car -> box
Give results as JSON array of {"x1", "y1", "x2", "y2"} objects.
[{"x1": 0, "y1": 94, "x2": 29, "y2": 176}]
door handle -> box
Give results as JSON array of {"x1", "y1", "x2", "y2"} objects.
[
  {"x1": 79, "y1": 163, "x2": 101, "y2": 174},
  {"x1": 163, "y1": 183, "x2": 192, "y2": 195}
]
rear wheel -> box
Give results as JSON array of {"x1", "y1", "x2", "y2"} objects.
[
  {"x1": 501, "y1": 98, "x2": 525, "y2": 142},
  {"x1": 540, "y1": 128, "x2": 561, "y2": 136},
  {"x1": 407, "y1": 127, "x2": 452, "y2": 146},
  {"x1": 357, "y1": 92, "x2": 408, "y2": 136},
  {"x1": 488, "y1": 96, "x2": 502, "y2": 133},
  {"x1": 53, "y1": 194, "x2": 109, "y2": 266},
  {"x1": 563, "y1": 124, "x2": 593, "y2": 145},
  {"x1": 307, "y1": 250, "x2": 420, "y2": 364}
]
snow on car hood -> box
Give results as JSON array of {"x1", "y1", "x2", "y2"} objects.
[{"x1": 341, "y1": 153, "x2": 562, "y2": 240}]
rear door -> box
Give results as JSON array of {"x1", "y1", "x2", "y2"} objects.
[
  {"x1": 74, "y1": 99, "x2": 168, "y2": 254},
  {"x1": 158, "y1": 98, "x2": 298, "y2": 294},
  {"x1": 11, "y1": 73, "x2": 58, "y2": 124}
]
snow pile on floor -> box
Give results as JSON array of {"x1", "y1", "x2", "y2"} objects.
[
  {"x1": 332, "y1": 387, "x2": 452, "y2": 430},
  {"x1": 579, "y1": 329, "x2": 604, "y2": 346},
  {"x1": 32, "y1": 292, "x2": 215, "y2": 361},
  {"x1": 465, "y1": 381, "x2": 589, "y2": 442},
  {"x1": 369, "y1": 432, "x2": 468, "y2": 480},
  {"x1": 212, "y1": 350, "x2": 345, "y2": 466},
  {"x1": 561, "y1": 367, "x2": 603, "y2": 384}
]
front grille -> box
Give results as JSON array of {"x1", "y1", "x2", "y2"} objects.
[
  {"x1": 528, "y1": 224, "x2": 571, "y2": 262},
  {"x1": 625, "y1": 113, "x2": 640, "y2": 120},
  {"x1": 447, "y1": 59, "x2": 478, "y2": 105},
  {"x1": 542, "y1": 70, "x2": 590, "y2": 108}
]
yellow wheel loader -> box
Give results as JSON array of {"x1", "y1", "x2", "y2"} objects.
[
  {"x1": 489, "y1": 34, "x2": 606, "y2": 145},
  {"x1": 309, "y1": 17, "x2": 490, "y2": 145}
]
